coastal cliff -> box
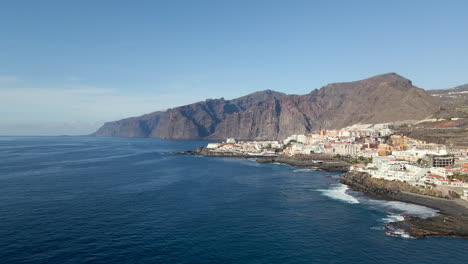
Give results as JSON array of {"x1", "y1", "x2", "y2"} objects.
[{"x1": 93, "y1": 73, "x2": 439, "y2": 140}]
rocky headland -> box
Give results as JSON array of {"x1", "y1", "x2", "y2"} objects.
[
  {"x1": 166, "y1": 147, "x2": 275, "y2": 158},
  {"x1": 169, "y1": 148, "x2": 349, "y2": 172},
  {"x1": 340, "y1": 171, "x2": 468, "y2": 238},
  {"x1": 256, "y1": 154, "x2": 349, "y2": 172}
]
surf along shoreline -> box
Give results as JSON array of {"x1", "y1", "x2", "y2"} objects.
[
  {"x1": 341, "y1": 171, "x2": 468, "y2": 238},
  {"x1": 171, "y1": 147, "x2": 468, "y2": 238}
]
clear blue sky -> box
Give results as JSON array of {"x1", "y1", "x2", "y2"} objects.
[{"x1": 1, "y1": 0, "x2": 467, "y2": 135}]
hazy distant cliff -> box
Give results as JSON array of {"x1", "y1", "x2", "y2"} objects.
[{"x1": 93, "y1": 73, "x2": 440, "y2": 140}]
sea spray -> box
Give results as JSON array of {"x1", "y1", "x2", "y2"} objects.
[
  {"x1": 320, "y1": 183, "x2": 439, "y2": 238},
  {"x1": 360, "y1": 195, "x2": 439, "y2": 238},
  {"x1": 364, "y1": 199, "x2": 439, "y2": 219},
  {"x1": 381, "y1": 213, "x2": 405, "y2": 223},
  {"x1": 317, "y1": 183, "x2": 360, "y2": 204}
]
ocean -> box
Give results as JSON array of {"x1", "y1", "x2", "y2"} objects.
[{"x1": 0, "y1": 137, "x2": 466, "y2": 264}]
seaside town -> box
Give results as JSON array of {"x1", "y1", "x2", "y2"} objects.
[{"x1": 204, "y1": 123, "x2": 468, "y2": 201}]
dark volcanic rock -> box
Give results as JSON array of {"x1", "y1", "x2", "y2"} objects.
[
  {"x1": 386, "y1": 215, "x2": 468, "y2": 238},
  {"x1": 166, "y1": 147, "x2": 274, "y2": 158},
  {"x1": 93, "y1": 73, "x2": 440, "y2": 140},
  {"x1": 170, "y1": 149, "x2": 348, "y2": 172},
  {"x1": 341, "y1": 171, "x2": 468, "y2": 238},
  {"x1": 257, "y1": 155, "x2": 349, "y2": 172}
]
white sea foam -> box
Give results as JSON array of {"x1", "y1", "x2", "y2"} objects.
[
  {"x1": 381, "y1": 213, "x2": 405, "y2": 223},
  {"x1": 386, "y1": 229, "x2": 412, "y2": 238},
  {"x1": 365, "y1": 199, "x2": 439, "y2": 219},
  {"x1": 293, "y1": 168, "x2": 318, "y2": 173},
  {"x1": 374, "y1": 212, "x2": 415, "y2": 238},
  {"x1": 361, "y1": 197, "x2": 438, "y2": 238},
  {"x1": 317, "y1": 184, "x2": 360, "y2": 204},
  {"x1": 272, "y1": 162, "x2": 287, "y2": 166},
  {"x1": 378, "y1": 202, "x2": 438, "y2": 239}
]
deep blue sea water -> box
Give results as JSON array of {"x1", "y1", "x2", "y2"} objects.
[{"x1": 0, "y1": 137, "x2": 466, "y2": 264}]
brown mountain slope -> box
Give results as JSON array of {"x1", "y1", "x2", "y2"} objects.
[
  {"x1": 391, "y1": 83, "x2": 468, "y2": 147},
  {"x1": 93, "y1": 73, "x2": 440, "y2": 140}
]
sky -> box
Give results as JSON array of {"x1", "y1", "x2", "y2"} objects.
[{"x1": 1, "y1": 0, "x2": 467, "y2": 135}]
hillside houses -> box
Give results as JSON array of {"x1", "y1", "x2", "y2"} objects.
[{"x1": 204, "y1": 123, "x2": 468, "y2": 196}]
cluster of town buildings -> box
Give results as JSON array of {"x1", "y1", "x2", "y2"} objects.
[
  {"x1": 206, "y1": 138, "x2": 281, "y2": 156},
  {"x1": 205, "y1": 123, "x2": 468, "y2": 200}
]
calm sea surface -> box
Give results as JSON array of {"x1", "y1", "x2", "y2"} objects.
[{"x1": 0, "y1": 137, "x2": 466, "y2": 264}]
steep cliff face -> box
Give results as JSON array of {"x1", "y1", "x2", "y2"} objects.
[{"x1": 93, "y1": 73, "x2": 440, "y2": 140}]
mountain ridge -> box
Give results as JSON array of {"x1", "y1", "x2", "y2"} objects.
[
  {"x1": 93, "y1": 73, "x2": 440, "y2": 140},
  {"x1": 429, "y1": 84, "x2": 468, "y2": 95}
]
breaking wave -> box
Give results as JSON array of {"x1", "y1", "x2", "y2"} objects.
[
  {"x1": 381, "y1": 213, "x2": 413, "y2": 238},
  {"x1": 386, "y1": 228, "x2": 412, "y2": 239},
  {"x1": 317, "y1": 184, "x2": 360, "y2": 204},
  {"x1": 365, "y1": 200, "x2": 439, "y2": 219},
  {"x1": 293, "y1": 168, "x2": 318, "y2": 173},
  {"x1": 381, "y1": 213, "x2": 405, "y2": 223},
  {"x1": 363, "y1": 197, "x2": 439, "y2": 239}
]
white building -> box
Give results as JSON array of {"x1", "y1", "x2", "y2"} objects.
[
  {"x1": 226, "y1": 138, "x2": 236, "y2": 144},
  {"x1": 430, "y1": 167, "x2": 454, "y2": 178},
  {"x1": 206, "y1": 143, "x2": 221, "y2": 149}
]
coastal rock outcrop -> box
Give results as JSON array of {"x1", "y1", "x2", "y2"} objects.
[
  {"x1": 341, "y1": 171, "x2": 468, "y2": 238},
  {"x1": 93, "y1": 73, "x2": 440, "y2": 140},
  {"x1": 386, "y1": 215, "x2": 468, "y2": 238},
  {"x1": 256, "y1": 154, "x2": 349, "y2": 172}
]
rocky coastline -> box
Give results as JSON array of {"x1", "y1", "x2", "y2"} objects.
[
  {"x1": 168, "y1": 147, "x2": 349, "y2": 172},
  {"x1": 166, "y1": 147, "x2": 274, "y2": 158},
  {"x1": 170, "y1": 147, "x2": 467, "y2": 238},
  {"x1": 256, "y1": 155, "x2": 349, "y2": 172},
  {"x1": 340, "y1": 171, "x2": 468, "y2": 238}
]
